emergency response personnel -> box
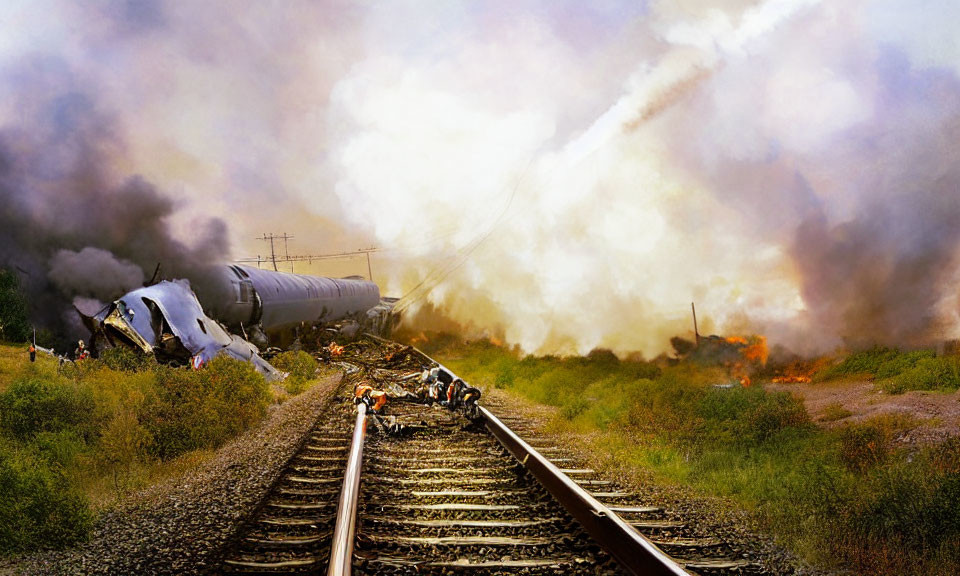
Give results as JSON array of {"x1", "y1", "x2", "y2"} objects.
[
  {"x1": 458, "y1": 383, "x2": 481, "y2": 406},
  {"x1": 354, "y1": 381, "x2": 387, "y2": 413},
  {"x1": 419, "y1": 366, "x2": 442, "y2": 404},
  {"x1": 28, "y1": 344, "x2": 36, "y2": 362},
  {"x1": 446, "y1": 378, "x2": 464, "y2": 408},
  {"x1": 74, "y1": 340, "x2": 89, "y2": 361}
]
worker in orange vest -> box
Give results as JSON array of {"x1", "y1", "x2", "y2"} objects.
[{"x1": 354, "y1": 382, "x2": 387, "y2": 413}]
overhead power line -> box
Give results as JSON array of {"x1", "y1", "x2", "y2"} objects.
[{"x1": 239, "y1": 235, "x2": 378, "y2": 281}]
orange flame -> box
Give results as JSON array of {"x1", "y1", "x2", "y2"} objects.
[
  {"x1": 726, "y1": 335, "x2": 768, "y2": 365},
  {"x1": 771, "y1": 358, "x2": 824, "y2": 384},
  {"x1": 409, "y1": 332, "x2": 429, "y2": 345},
  {"x1": 772, "y1": 375, "x2": 812, "y2": 384}
]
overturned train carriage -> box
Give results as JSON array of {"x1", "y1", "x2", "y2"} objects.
[
  {"x1": 198, "y1": 265, "x2": 381, "y2": 346},
  {"x1": 81, "y1": 265, "x2": 390, "y2": 378}
]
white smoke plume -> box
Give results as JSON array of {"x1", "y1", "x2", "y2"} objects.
[{"x1": 2, "y1": 1, "x2": 959, "y2": 356}]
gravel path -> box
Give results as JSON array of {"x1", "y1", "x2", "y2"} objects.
[
  {"x1": 768, "y1": 380, "x2": 960, "y2": 446},
  {"x1": 3, "y1": 373, "x2": 343, "y2": 576}
]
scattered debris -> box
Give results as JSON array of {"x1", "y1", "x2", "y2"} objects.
[{"x1": 330, "y1": 336, "x2": 483, "y2": 436}]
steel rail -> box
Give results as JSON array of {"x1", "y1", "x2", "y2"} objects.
[
  {"x1": 326, "y1": 402, "x2": 367, "y2": 576},
  {"x1": 479, "y1": 406, "x2": 690, "y2": 576}
]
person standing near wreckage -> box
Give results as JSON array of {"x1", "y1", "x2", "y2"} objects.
[
  {"x1": 419, "y1": 366, "x2": 443, "y2": 403},
  {"x1": 74, "y1": 340, "x2": 89, "y2": 361}
]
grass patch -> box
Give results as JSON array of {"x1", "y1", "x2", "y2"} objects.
[
  {"x1": 815, "y1": 347, "x2": 960, "y2": 394},
  {"x1": 820, "y1": 402, "x2": 853, "y2": 422},
  {"x1": 417, "y1": 332, "x2": 960, "y2": 575},
  {"x1": 878, "y1": 356, "x2": 960, "y2": 394}
]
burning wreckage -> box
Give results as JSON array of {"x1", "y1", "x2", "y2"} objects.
[{"x1": 79, "y1": 265, "x2": 396, "y2": 379}]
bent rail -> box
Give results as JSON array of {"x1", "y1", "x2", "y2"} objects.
[
  {"x1": 480, "y1": 407, "x2": 690, "y2": 576},
  {"x1": 327, "y1": 403, "x2": 367, "y2": 576}
]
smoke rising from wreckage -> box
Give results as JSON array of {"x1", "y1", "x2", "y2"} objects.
[{"x1": 79, "y1": 265, "x2": 393, "y2": 378}]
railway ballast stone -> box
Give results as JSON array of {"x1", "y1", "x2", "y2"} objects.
[{"x1": 4, "y1": 374, "x2": 342, "y2": 576}]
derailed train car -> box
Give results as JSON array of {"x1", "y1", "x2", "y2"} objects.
[
  {"x1": 81, "y1": 265, "x2": 390, "y2": 378},
  {"x1": 196, "y1": 265, "x2": 381, "y2": 348}
]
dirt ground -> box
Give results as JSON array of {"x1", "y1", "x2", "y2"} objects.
[{"x1": 766, "y1": 379, "x2": 960, "y2": 445}]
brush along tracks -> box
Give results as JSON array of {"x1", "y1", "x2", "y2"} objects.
[{"x1": 353, "y1": 401, "x2": 621, "y2": 575}]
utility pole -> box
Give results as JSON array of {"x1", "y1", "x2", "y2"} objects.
[
  {"x1": 691, "y1": 302, "x2": 700, "y2": 347},
  {"x1": 257, "y1": 233, "x2": 294, "y2": 272}
]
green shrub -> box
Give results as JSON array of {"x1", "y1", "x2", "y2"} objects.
[
  {"x1": 560, "y1": 397, "x2": 589, "y2": 420},
  {"x1": 879, "y1": 356, "x2": 960, "y2": 394},
  {"x1": 746, "y1": 391, "x2": 810, "y2": 442},
  {"x1": 98, "y1": 347, "x2": 156, "y2": 372},
  {"x1": 852, "y1": 443, "x2": 960, "y2": 551},
  {"x1": 0, "y1": 376, "x2": 100, "y2": 442},
  {"x1": 816, "y1": 347, "x2": 954, "y2": 389},
  {"x1": 271, "y1": 351, "x2": 317, "y2": 394},
  {"x1": 0, "y1": 440, "x2": 92, "y2": 554},
  {"x1": 31, "y1": 430, "x2": 87, "y2": 470},
  {"x1": 493, "y1": 363, "x2": 515, "y2": 389},
  {"x1": 625, "y1": 359, "x2": 661, "y2": 380},
  {"x1": 874, "y1": 350, "x2": 936, "y2": 379},
  {"x1": 140, "y1": 357, "x2": 268, "y2": 459},
  {"x1": 698, "y1": 386, "x2": 810, "y2": 445},
  {"x1": 98, "y1": 407, "x2": 153, "y2": 491},
  {"x1": 816, "y1": 347, "x2": 900, "y2": 380}
]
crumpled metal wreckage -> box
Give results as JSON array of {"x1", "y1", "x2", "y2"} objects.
[{"x1": 82, "y1": 280, "x2": 281, "y2": 379}]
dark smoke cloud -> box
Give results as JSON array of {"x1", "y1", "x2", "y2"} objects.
[
  {"x1": 791, "y1": 118, "x2": 960, "y2": 348},
  {"x1": 48, "y1": 247, "x2": 145, "y2": 301},
  {"x1": 0, "y1": 83, "x2": 230, "y2": 347}
]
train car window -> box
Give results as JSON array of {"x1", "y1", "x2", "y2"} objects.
[{"x1": 238, "y1": 280, "x2": 253, "y2": 303}]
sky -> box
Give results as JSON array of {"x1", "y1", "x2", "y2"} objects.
[{"x1": 1, "y1": 0, "x2": 959, "y2": 357}]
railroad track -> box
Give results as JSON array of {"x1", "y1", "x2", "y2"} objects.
[
  {"x1": 214, "y1": 337, "x2": 768, "y2": 576},
  {"x1": 352, "y1": 400, "x2": 619, "y2": 574}
]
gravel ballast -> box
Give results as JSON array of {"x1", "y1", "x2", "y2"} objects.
[{"x1": 4, "y1": 374, "x2": 342, "y2": 576}]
